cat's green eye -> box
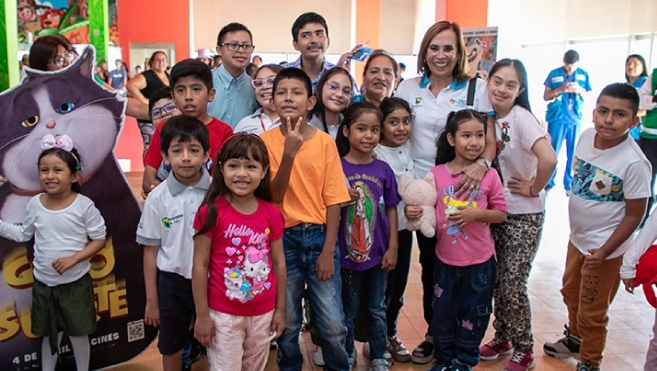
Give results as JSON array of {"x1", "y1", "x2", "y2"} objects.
[{"x1": 22, "y1": 116, "x2": 39, "y2": 128}]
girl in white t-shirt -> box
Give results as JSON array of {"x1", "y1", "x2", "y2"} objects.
[
  {"x1": 0, "y1": 135, "x2": 106, "y2": 371},
  {"x1": 192, "y1": 134, "x2": 286, "y2": 371},
  {"x1": 309, "y1": 66, "x2": 355, "y2": 139},
  {"x1": 372, "y1": 97, "x2": 414, "y2": 363},
  {"x1": 478, "y1": 59, "x2": 557, "y2": 371},
  {"x1": 234, "y1": 64, "x2": 283, "y2": 135}
]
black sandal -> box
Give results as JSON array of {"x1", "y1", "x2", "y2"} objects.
[{"x1": 411, "y1": 340, "x2": 434, "y2": 364}]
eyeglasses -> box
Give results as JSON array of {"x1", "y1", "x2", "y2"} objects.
[
  {"x1": 220, "y1": 42, "x2": 255, "y2": 53},
  {"x1": 48, "y1": 51, "x2": 76, "y2": 67},
  {"x1": 326, "y1": 83, "x2": 354, "y2": 97},
  {"x1": 150, "y1": 102, "x2": 178, "y2": 120},
  {"x1": 251, "y1": 76, "x2": 275, "y2": 89}
]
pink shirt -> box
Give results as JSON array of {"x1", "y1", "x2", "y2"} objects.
[
  {"x1": 431, "y1": 164, "x2": 506, "y2": 266},
  {"x1": 194, "y1": 196, "x2": 285, "y2": 316}
]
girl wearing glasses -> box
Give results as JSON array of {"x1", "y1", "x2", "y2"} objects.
[
  {"x1": 234, "y1": 64, "x2": 283, "y2": 135},
  {"x1": 310, "y1": 66, "x2": 356, "y2": 139}
]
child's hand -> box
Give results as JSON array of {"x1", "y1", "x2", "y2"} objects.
[
  {"x1": 316, "y1": 250, "x2": 334, "y2": 281},
  {"x1": 382, "y1": 248, "x2": 398, "y2": 271},
  {"x1": 269, "y1": 309, "x2": 285, "y2": 338},
  {"x1": 448, "y1": 206, "x2": 479, "y2": 228},
  {"x1": 144, "y1": 300, "x2": 160, "y2": 328},
  {"x1": 52, "y1": 256, "x2": 78, "y2": 274},
  {"x1": 283, "y1": 117, "x2": 304, "y2": 157},
  {"x1": 348, "y1": 187, "x2": 360, "y2": 202},
  {"x1": 622, "y1": 278, "x2": 635, "y2": 294},
  {"x1": 507, "y1": 175, "x2": 536, "y2": 197},
  {"x1": 585, "y1": 248, "x2": 607, "y2": 268},
  {"x1": 404, "y1": 205, "x2": 423, "y2": 221},
  {"x1": 194, "y1": 314, "x2": 215, "y2": 347}
]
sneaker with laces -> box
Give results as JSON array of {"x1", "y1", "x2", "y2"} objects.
[
  {"x1": 576, "y1": 361, "x2": 600, "y2": 371},
  {"x1": 387, "y1": 335, "x2": 411, "y2": 363},
  {"x1": 504, "y1": 350, "x2": 535, "y2": 371},
  {"x1": 369, "y1": 358, "x2": 389, "y2": 371},
  {"x1": 543, "y1": 325, "x2": 581, "y2": 359},
  {"x1": 480, "y1": 338, "x2": 513, "y2": 360},
  {"x1": 312, "y1": 346, "x2": 324, "y2": 366},
  {"x1": 363, "y1": 342, "x2": 392, "y2": 362}
]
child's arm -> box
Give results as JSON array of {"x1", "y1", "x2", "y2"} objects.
[
  {"x1": 143, "y1": 246, "x2": 160, "y2": 328},
  {"x1": 317, "y1": 204, "x2": 340, "y2": 281},
  {"x1": 507, "y1": 137, "x2": 557, "y2": 197},
  {"x1": 269, "y1": 238, "x2": 286, "y2": 338},
  {"x1": 621, "y1": 211, "x2": 657, "y2": 293},
  {"x1": 382, "y1": 207, "x2": 399, "y2": 270},
  {"x1": 0, "y1": 217, "x2": 36, "y2": 242},
  {"x1": 192, "y1": 234, "x2": 214, "y2": 347},
  {"x1": 141, "y1": 165, "x2": 161, "y2": 197},
  {"x1": 270, "y1": 118, "x2": 304, "y2": 204},
  {"x1": 52, "y1": 239, "x2": 106, "y2": 274},
  {"x1": 586, "y1": 198, "x2": 647, "y2": 268}
]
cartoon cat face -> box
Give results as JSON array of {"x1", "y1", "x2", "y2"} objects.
[{"x1": 0, "y1": 46, "x2": 125, "y2": 191}]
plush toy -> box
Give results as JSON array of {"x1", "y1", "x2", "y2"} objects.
[{"x1": 398, "y1": 172, "x2": 437, "y2": 238}]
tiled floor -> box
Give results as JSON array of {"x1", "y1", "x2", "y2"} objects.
[{"x1": 114, "y1": 173, "x2": 652, "y2": 371}]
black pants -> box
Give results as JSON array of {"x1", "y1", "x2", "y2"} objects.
[
  {"x1": 417, "y1": 231, "x2": 437, "y2": 337},
  {"x1": 385, "y1": 229, "x2": 413, "y2": 336}
]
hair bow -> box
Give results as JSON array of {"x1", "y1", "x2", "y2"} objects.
[
  {"x1": 40, "y1": 134, "x2": 74, "y2": 152},
  {"x1": 247, "y1": 247, "x2": 269, "y2": 263}
]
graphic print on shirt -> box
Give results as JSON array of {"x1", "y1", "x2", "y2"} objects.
[
  {"x1": 344, "y1": 182, "x2": 379, "y2": 262},
  {"x1": 496, "y1": 121, "x2": 510, "y2": 154},
  {"x1": 439, "y1": 185, "x2": 482, "y2": 244},
  {"x1": 222, "y1": 224, "x2": 272, "y2": 303},
  {"x1": 571, "y1": 156, "x2": 624, "y2": 202}
]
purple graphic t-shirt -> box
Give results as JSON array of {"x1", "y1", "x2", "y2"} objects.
[{"x1": 339, "y1": 158, "x2": 400, "y2": 271}]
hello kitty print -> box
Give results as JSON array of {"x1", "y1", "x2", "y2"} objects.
[{"x1": 194, "y1": 196, "x2": 284, "y2": 316}]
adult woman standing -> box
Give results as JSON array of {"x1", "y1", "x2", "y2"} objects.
[
  {"x1": 357, "y1": 49, "x2": 398, "y2": 106},
  {"x1": 126, "y1": 51, "x2": 170, "y2": 155},
  {"x1": 394, "y1": 20, "x2": 495, "y2": 364}
]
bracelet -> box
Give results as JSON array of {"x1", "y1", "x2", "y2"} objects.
[
  {"x1": 474, "y1": 160, "x2": 488, "y2": 170},
  {"x1": 529, "y1": 185, "x2": 539, "y2": 197}
]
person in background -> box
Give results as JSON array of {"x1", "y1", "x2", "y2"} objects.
[
  {"x1": 395, "y1": 62, "x2": 406, "y2": 90},
  {"x1": 353, "y1": 49, "x2": 398, "y2": 106},
  {"x1": 96, "y1": 59, "x2": 109, "y2": 83},
  {"x1": 135, "y1": 65, "x2": 142, "y2": 75},
  {"x1": 638, "y1": 61, "x2": 657, "y2": 221},
  {"x1": 253, "y1": 55, "x2": 263, "y2": 67},
  {"x1": 543, "y1": 49, "x2": 592, "y2": 194},
  {"x1": 246, "y1": 63, "x2": 259, "y2": 79},
  {"x1": 626, "y1": 54, "x2": 648, "y2": 142},
  {"x1": 108, "y1": 59, "x2": 128, "y2": 96},
  {"x1": 196, "y1": 48, "x2": 213, "y2": 67}
]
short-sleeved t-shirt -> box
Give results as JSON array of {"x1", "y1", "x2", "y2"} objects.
[
  {"x1": 194, "y1": 196, "x2": 285, "y2": 316},
  {"x1": 338, "y1": 159, "x2": 400, "y2": 271},
  {"x1": 544, "y1": 67, "x2": 592, "y2": 125},
  {"x1": 395, "y1": 76, "x2": 494, "y2": 178},
  {"x1": 109, "y1": 69, "x2": 127, "y2": 89},
  {"x1": 143, "y1": 117, "x2": 233, "y2": 169},
  {"x1": 431, "y1": 164, "x2": 507, "y2": 266},
  {"x1": 496, "y1": 105, "x2": 548, "y2": 214},
  {"x1": 569, "y1": 128, "x2": 652, "y2": 259},
  {"x1": 234, "y1": 108, "x2": 281, "y2": 135},
  {"x1": 260, "y1": 126, "x2": 351, "y2": 227}
]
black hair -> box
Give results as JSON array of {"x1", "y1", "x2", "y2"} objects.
[
  {"x1": 312, "y1": 67, "x2": 356, "y2": 134},
  {"x1": 292, "y1": 12, "x2": 329, "y2": 43},
  {"x1": 435, "y1": 109, "x2": 487, "y2": 165},
  {"x1": 148, "y1": 51, "x2": 167, "y2": 68},
  {"x1": 256, "y1": 63, "x2": 283, "y2": 76},
  {"x1": 335, "y1": 102, "x2": 383, "y2": 157},
  {"x1": 29, "y1": 35, "x2": 73, "y2": 71},
  {"x1": 196, "y1": 133, "x2": 271, "y2": 236},
  {"x1": 38, "y1": 148, "x2": 82, "y2": 192},
  {"x1": 169, "y1": 58, "x2": 213, "y2": 91},
  {"x1": 598, "y1": 83, "x2": 640, "y2": 116},
  {"x1": 625, "y1": 54, "x2": 648, "y2": 83},
  {"x1": 563, "y1": 50, "x2": 580, "y2": 64},
  {"x1": 488, "y1": 58, "x2": 532, "y2": 113},
  {"x1": 245, "y1": 63, "x2": 258, "y2": 79},
  {"x1": 399, "y1": 62, "x2": 406, "y2": 71},
  {"x1": 217, "y1": 22, "x2": 253, "y2": 46},
  {"x1": 273, "y1": 67, "x2": 312, "y2": 98},
  {"x1": 160, "y1": 115, "x2": 210, "y2": 155},
  {"x1": 148, "y1": 86, "x2": 173, "y2": 114},
  {"x1": 379, "y1": 97, "x2": 413, "y2": 143}
]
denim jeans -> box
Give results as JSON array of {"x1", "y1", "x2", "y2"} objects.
[
  {"x1": 432, "y1": 256, "x2": 496, "y2": 367},
  {"x1": 342, "y1": 265, "x2": 388, "y2": 360},
  {"x1": 276, "y1": 224, "x2": 349, "y2": 371}
]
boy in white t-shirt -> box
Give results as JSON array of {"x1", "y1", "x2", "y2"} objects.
[{"x1": 544, "y1": 83, "x2": 651, "y2": 371}]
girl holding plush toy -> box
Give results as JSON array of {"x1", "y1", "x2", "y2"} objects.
[{"x1": 427, "y1": 109, "x2": 506, "y2": 371}]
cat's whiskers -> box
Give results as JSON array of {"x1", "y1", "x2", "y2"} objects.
[{"x1": 73, "y1": 97, "x2": 126, "y2": 112}]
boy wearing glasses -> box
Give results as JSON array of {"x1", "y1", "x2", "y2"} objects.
[
  {"x1": 207, "y1": 22, "x2": 259, "y2": 128},
  {"x1": 142, "y1": 60, "x2": 233, "y2": 196}
]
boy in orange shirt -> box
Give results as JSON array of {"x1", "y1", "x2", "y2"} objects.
[{"x1": 260, "y1": 67, "x2": 351, "y2": 371}]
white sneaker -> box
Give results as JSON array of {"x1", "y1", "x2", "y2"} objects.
[
  {"x1": 363, "y1": 342, "x2": 392, "y2": 362},
  {"x1": 313, "y1": 346, "x2": 325, "y2": 366}
]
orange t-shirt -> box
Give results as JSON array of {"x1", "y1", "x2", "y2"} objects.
[{"x1": 260, "y1": 126, "x2": 350, "y2": 228}]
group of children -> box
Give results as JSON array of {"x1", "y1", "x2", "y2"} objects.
[{"x1": 2, "y1": 13, "x2": 657, "y2": 371}]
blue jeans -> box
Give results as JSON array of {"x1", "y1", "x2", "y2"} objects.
[
  {"x1": 276, "y1": 224, "x2": 349, "y2": 371},
  {"x1": 432, "y1": 256, "x2": 496, "y2": 367},
  {"x1": 342, "y1": 265, "x2": 388, "y2": 360},
  {"x1": 548, "y1": 121, "x2": 580, "y2": 190}
]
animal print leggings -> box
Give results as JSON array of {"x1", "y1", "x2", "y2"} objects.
[{"x1": 490, "y1": 212, "x2": 545, "y2": 352}]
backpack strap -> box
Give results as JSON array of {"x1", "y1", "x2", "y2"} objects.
[{"x1": 466, "y1": 78, "x2": 477, "y2": 108}]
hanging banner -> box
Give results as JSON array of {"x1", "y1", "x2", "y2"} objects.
[
  {"x1": 0, "y1": 46, "x2": 156, "y2": 370},
  {"x1": 463, "y1": 27, "x2": 498, "y2": 80}
]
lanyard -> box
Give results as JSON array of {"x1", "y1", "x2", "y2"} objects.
[{"x1": 259, "y1": 115, "x2": 266, "y2": 132}]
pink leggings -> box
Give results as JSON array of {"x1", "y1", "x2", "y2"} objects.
[{"x1": 207, "y1": 309, "x2": 275, "y2": 371}]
